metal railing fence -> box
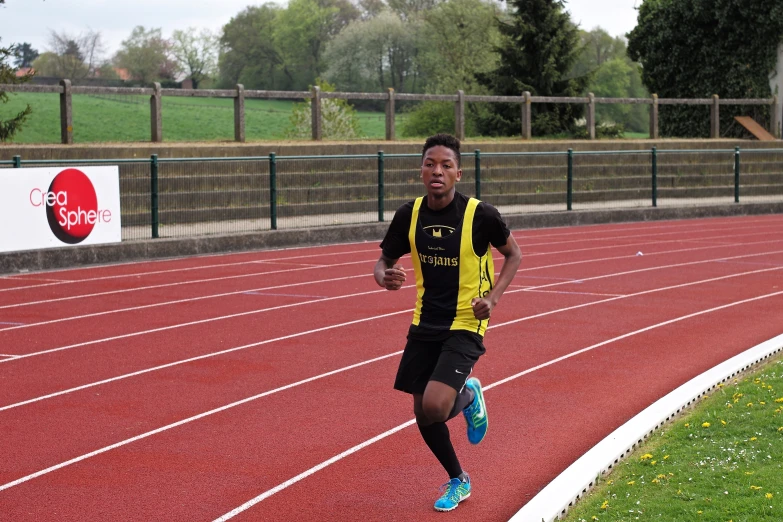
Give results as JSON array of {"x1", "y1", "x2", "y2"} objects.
[{"x1": 7, "y1": 148, "x2": 783, "y2": 240}]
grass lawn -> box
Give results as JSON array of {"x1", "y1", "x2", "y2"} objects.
[
  {"x1": 1, "y1": 92, "x2": 401, "y2": 144},
  {"x1": 562, "y1": 355, "x2": 783, "y2": 522}
]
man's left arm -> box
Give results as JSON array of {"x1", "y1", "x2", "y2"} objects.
[{"x1": 471, "y1": 234, "x2": 522, "y2": 320}]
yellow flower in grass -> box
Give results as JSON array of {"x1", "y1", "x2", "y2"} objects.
[
  {"x1": 702, "y1": 422, "x2": 711, "y2": 428},
  {"x1": 640, "y1": 453, "x2": 653, "y2": 461},
  {"x1": 627, "y1": 480, "x2": 635, "y2": 486},
  {"x1": 721, "y1": 420, "x2": 727, "y2": 426},
  {"x1": 601, "y1": 500, "x2": 609, "y2": 510},
  {"x1": 607, "y1": 480, "x2": 613, "y2": 485},
  {"x1": 760, "y1": 401, "x2": 766, "y2": 405},
  {"x1": 775, "y1": 397, "x2": 783, "y2": 403},
  {"x1": 697, "y1": 510, "x2": 702, "y2": 514},
  {"x1": 750, "y1": 485, "x2": 762, "y2": 490},
  {"x1": 685, "y1": 423, "x2": 690, "y2": 428},
  {"x1": 747, "y1": 402, "x2": 754, "y2": 407},
  {"x1": 750, "y1": 437, "x2": 757, "y2": 441},
  {"x1": 664, "y1": 455, "x2": 670, "y2": 460},
  {"x1": 651, "y1": 460, "x2": 657, "y2": 465},
  {"x1": 777, "y1": 427, "x2": 783, "y2": 432},
  {"x1": 766, "y1": 493, "x2": 774, "y2": 499},
  {"x1": 652, "y1": 478, "x2": 659, "y2": 484}
]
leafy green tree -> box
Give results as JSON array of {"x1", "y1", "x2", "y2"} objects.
[
  {"x1": 323, "y1": 9, "x2": 419, "y2": 93},
  {"x1": 13, "y1": 43, "x2": 39, "y2": 68},
  {"x1": 476, "y1": 0, "x2": 589, "y2": 136},
  {"x1": 285, "y1": 79, "x2": 361, "y2": 139},
  {"x1": 402, "y1": 0, "x2": 501, "y2": 137},
  {"x1": 171, "y1": 28, "x2": 218, "y2": 89},
  {"x1": 570, "y1": 28, "x2": 649, "y2": 132},
  {"x1": 274, "y1": 0, "x2": 359, "y2": 89},
  {"x1": 113, "y1": 26, "x2": 176, "y2": 84},
  {"x1": 627, "y1": 0, "x2": 783, "y2": 137},
  {"x1": 218, "y1": 5, "x2": 290, "y2": 89},
  {"x1": 0, "y1": 42, "x2": 32, "y2": 142}
]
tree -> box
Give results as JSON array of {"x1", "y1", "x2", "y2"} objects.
[
  {"x1": 13, "y1": 43, "x2": 39, "y2": 68},
  {"x1": 171, "y1": 28, "x2": 218, "y2": 89},
  {"x1": 273, "y1": 0, "x2": 359, "y2": 89},
  {"x1": 570, "y1": 29, "x2": 649, "y2": 132},
  {"x1": 476, "y1": 0, "x2": 589, "y2": 136},
  {"x1": 401, "y1": 0, "x2": 502, "y2": 137},
  {"x1": 323, "y1": 9, "x2": 419, "y2": 93},
  {"x1": 218, "y1": 5, "x2": 289, "y2": 89},
  {"x1": 0, "y1": 42, "x2": 33, "y2": 142},
  {"x1": 114, "y1": 26, "x2": 176, "y2": 84},
  {"x1": 627, "y1": 0, "x2": 783, "y2": 137}
]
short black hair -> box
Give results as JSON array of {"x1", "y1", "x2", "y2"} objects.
[{"x1": 422, "y1": 133, "x2": 461, "y2": 167}]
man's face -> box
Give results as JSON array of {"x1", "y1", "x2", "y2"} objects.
[{"x1": 421, "y1": 145, "x2": 462, "y2": 198}]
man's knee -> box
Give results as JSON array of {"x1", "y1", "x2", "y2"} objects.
[{"x1": 421, "y1": 397, "x2": 451, "y2": 423}]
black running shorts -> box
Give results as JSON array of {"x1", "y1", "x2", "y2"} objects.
[{"x1": 393, "y1": 330, "x2": 486, "y2": 395}]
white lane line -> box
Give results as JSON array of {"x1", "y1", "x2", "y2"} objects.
[
  {"x1": 519, "y1": 222, "x2": 783, "y2": 248},
  {"x1": 212, "y1": 289, "x2": 783, "y2": 521},
  {"x1": 0, "y1": 286, "x2": 401, "y2": 365},
  {"x1": 523, "y1": 289, "x2": 625, "y2": 298},
  {"x1": 522, "y1": 229, "x2": 775, "y2": 257},
  {"x1": 4, "y1": 248, "x2": 782, "y2": 363},
  {"x1": 0, "y1": 259, "x2": 374, "y2": 310},
  {"x1": 0, "y1": 354, "x2": 20, "y2": 359},
  {"x1": 514, "y1": 216, "x2": 782, "y2": 241},
  {"x1": 0, "y1": 274, "x2": 362, "y2": 333},
  {"x1": 0, "y1": 248, "x2": 380, "y2": 293},
  {"x1": 3, "y1": 265, "x2": 781, "y2": 413}
]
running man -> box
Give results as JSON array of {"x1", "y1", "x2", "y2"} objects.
[{"x1": 374, "y1": 133, "x2": 522, "y2": 511}]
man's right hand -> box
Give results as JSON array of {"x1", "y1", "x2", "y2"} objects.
[{"x1": 382, "y1": 265, "x2": 406, "y2": 290}]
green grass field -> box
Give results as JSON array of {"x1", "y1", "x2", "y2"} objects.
[
  {"x1": 1, "y1": 92, "x2": 398, "y2": 143},
  {"x1": 562, "y1": 355, "x2": 783, "y2": 522}
]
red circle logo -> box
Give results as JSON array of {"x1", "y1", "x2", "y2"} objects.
[{"x1": 45, "y1": 168, "x2": 98, "y2": 244}]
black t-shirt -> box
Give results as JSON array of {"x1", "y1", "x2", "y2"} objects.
[
  {"x1": 380, "y1": 192, "x2": 511, "y2": 341},
  {"x1": 380, "y1": 192, "x2": 510, "y2": 261}
]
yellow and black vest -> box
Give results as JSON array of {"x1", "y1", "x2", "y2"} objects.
[{"x1": 408, "y1": 196, "x2": 495, "y2": 336}]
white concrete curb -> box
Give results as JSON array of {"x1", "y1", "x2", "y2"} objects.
[{"x1": 509, "y1": 332, "x2": 783, "y2": 522}]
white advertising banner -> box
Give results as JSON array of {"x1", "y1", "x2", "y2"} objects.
[{"x1": 0, "y1": 166, "x2": 122, "y2": 254}]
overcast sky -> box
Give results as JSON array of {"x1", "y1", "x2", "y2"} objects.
[{"x1": 0, "y1": 0, "x2": 641, "y2": 58}]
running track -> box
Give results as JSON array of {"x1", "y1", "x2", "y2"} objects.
[{"x1": 1, "y1": 214, "x2": 782, "y2": 521}]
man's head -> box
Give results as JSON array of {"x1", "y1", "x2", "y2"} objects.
[
  {"x1": 422, "y1": 133, "x2": 461, "y2": 168},
  {"x1": 420, "y1": 134, "x2": 462, "y2": 205}
]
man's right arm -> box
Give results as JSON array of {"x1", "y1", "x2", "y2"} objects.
[{"x1": 374, "y1": 254, "x2": 406, "y2": 290}]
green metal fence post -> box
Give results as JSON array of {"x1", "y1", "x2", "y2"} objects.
[
  {"x1": 474, "y1": 149, "x2": 481, "y2": 199},
  {"x1": 734, "y1": 146, "x2": 740, "y2": 203},
  {"x1": 150, "y1": 154, "x2": 159, "y2": 239},
  {"x1": 12, "y1": 155, "x2": 21, "y2": 168},
  {"x1": 652, "y1": 146, "x2": 657, "y2": 207},
  {"x1": 567, "y1": 149, "x2": 573, "y2": 211},
  {"x1": 378, "y1": 151, "x2": 385, "y2": 222},
  {"x1": 270, "y1": 153, "x2": 277, "y2": 230}
]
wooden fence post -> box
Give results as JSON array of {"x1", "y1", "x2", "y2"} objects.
[
  {"x1": 710, "y1": 94, "x2": 720, "y2": 138},
  {"x1": 385, "y1": 88, "x2": 395, "y2": 141},
  {"x1": 150, "y1": 82, "x2": 162, "y2": 143},
  {"x1": 649, "y1": 94, "x2": 659, "y2": 139},
  {"x1": 771, "y1": 95, "x2": 780, "y2": 138},
  {"x1": 521, "y1": 91, "x2": 531, "y2": 139},
  {"x1": 59, "y1": 79, "x2": 73, "y2": 144},
  {"x1": 587, "y1": 92, "x2": 596, "y2": 139},
  {"x1": 455, "y1": 90, "x2": 465, "y2": 141},
  {"x1": 234, "y1": 84, "x2": 245, "y2": 143},
  {"x1": 311, "y1": 85, "x2": 322, "y2": 141}
]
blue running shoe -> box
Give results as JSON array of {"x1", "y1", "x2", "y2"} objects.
[
  {"x1": 462, "y1": 378, "x2": 487, "y2": 444},
  {"x1": 433, "y1": 475, "x2": 471, "y2": 511}
]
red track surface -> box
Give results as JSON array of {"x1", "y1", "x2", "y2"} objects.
[{"x1": 1, "y1": 215, "x2": 782, "y2": 521}]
